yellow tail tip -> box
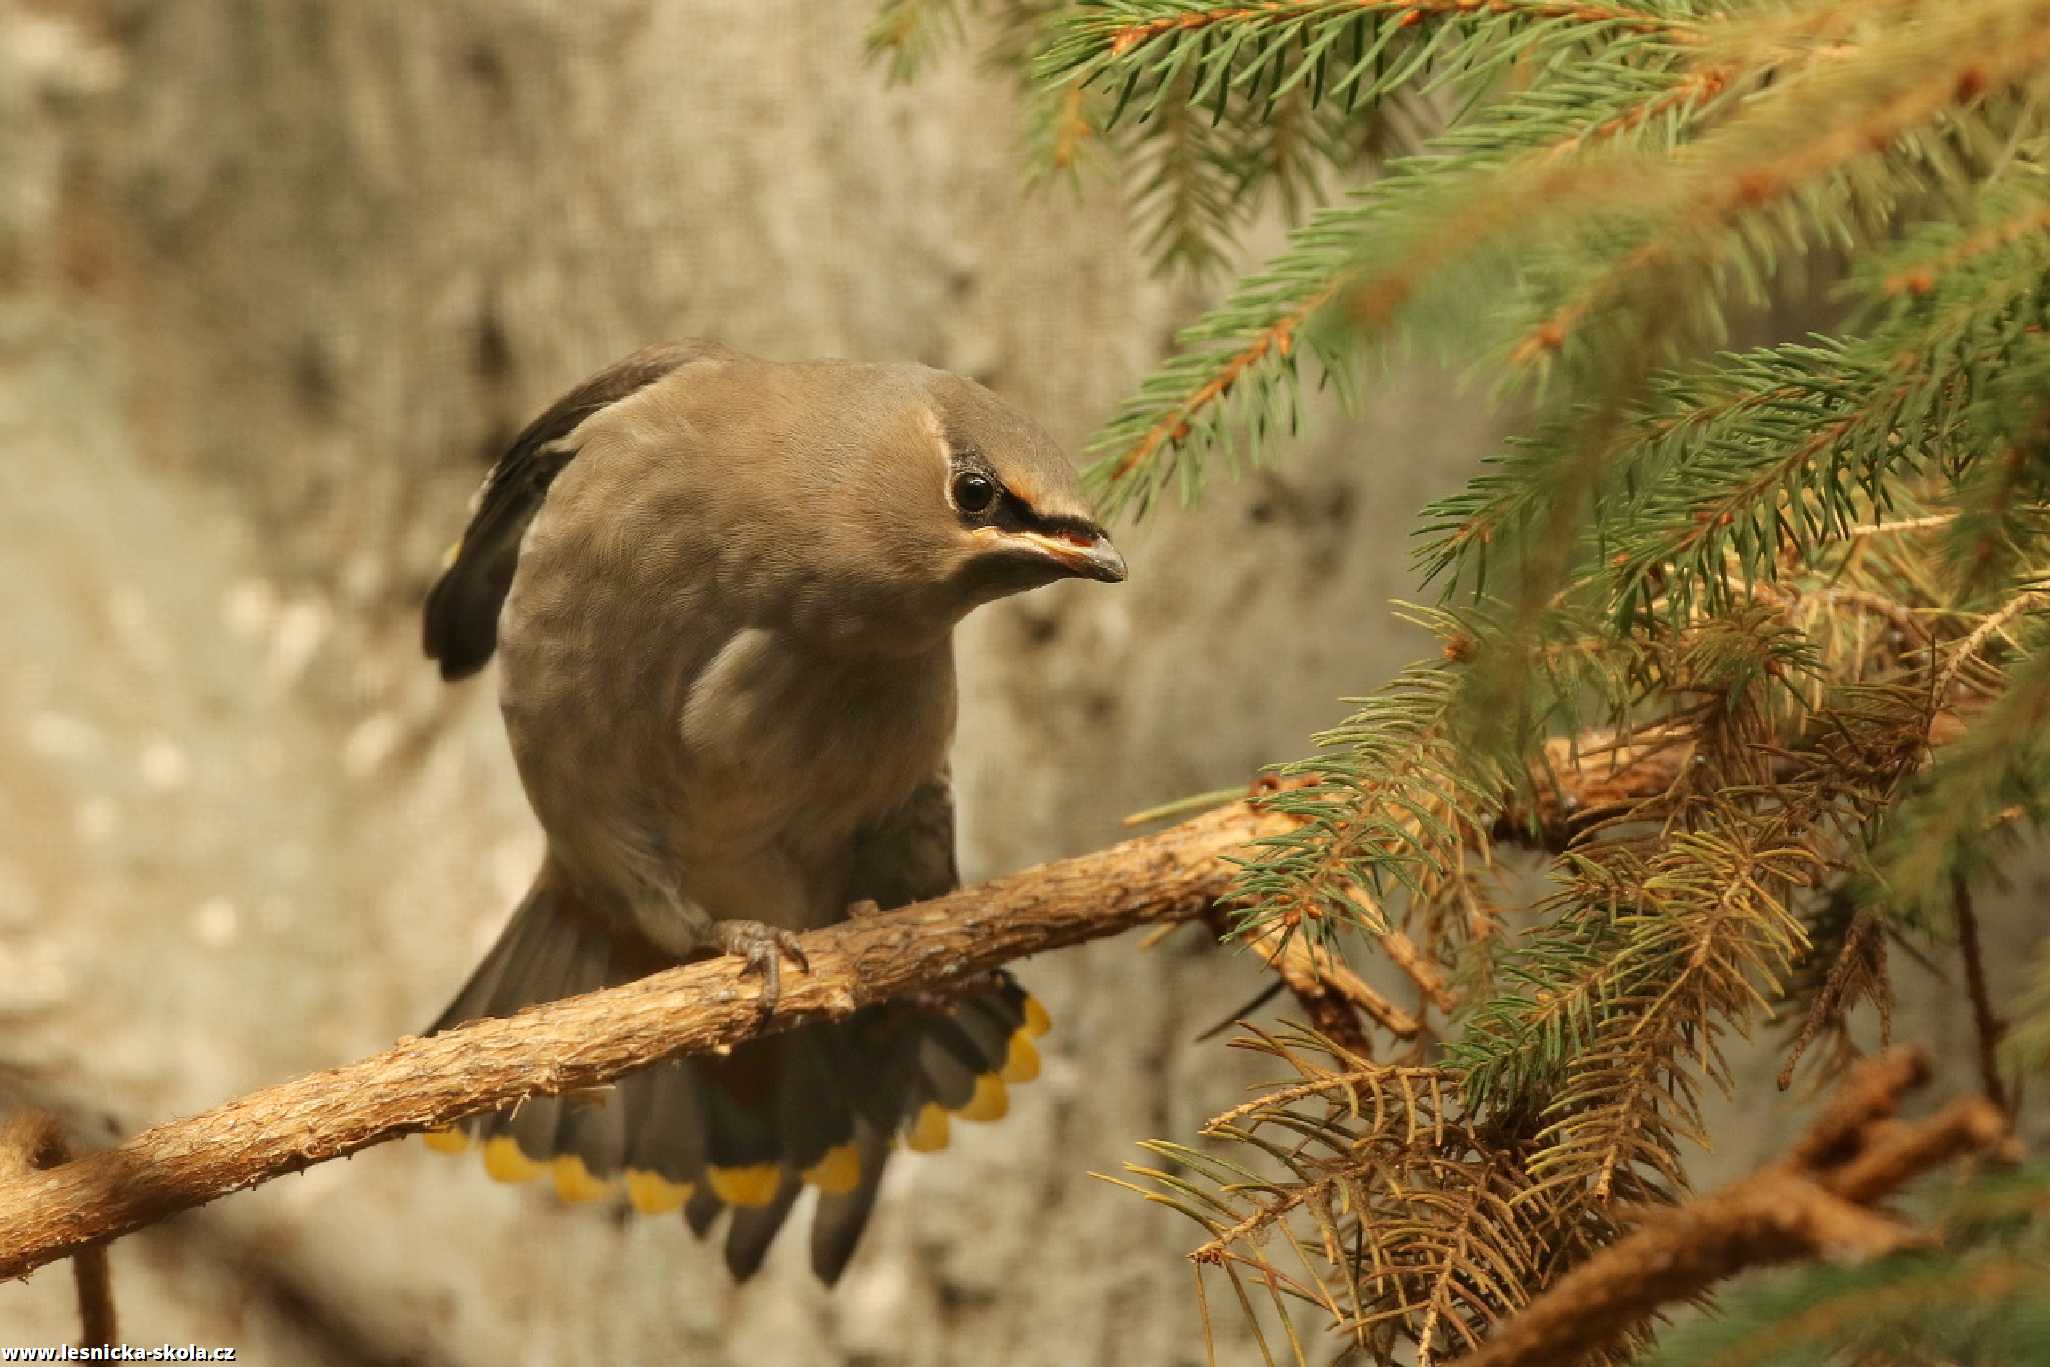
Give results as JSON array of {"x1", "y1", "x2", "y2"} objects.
[
  {"x1": 1001, "y1": 1030, "x2": 1041, "y2": 1084},
  {"x1": 906, "y1": 1102, "x2": 951, "y2": 1153},
  {"x1": 708, "y1": 1162, "x2": 782, "y2": 1208},
  {"x1": 421, "y1": 1127, "x2": 471, "y2": 1156},
  {"x1": 1022, "y1": 994, "x2": 1052, "y2": 1038},
  {"x1": 551, "y1": 1155, "x2": 615, "y2": 1203},
  {"x1": 803, "y1": 1143, "x2": 863, "y2": 1196},
  {"x1": 624, "y1": 1170, "x2": 693, "y2": 1215},
  {"x1": 482, "y1": 1137, "x2": 545, "y2": 1184},
  {"x1": 957, "y1": 1074, "x2": 1009, "y2": 1123}
]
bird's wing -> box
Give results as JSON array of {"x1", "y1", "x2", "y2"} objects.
[
  {"x1": 805, "y1": 769, "x2": 1050, "y2": 1282},
  {"x1": 422, "y1": 341, "x2": 732, "y2": 680},
  {"x1": 844, "y1": 770, "x2": 962, "y2": 911}
]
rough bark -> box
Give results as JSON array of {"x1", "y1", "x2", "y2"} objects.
[
  {"x1": 0, "y1": 711, "x2": 1717, "y2": 1287},
  {"x1": 0, "y1": 794, "x2": 1298, "y2": 1283}
]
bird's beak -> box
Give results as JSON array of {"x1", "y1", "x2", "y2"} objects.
[{"x1": 1017, "y1": 528, "x2": 1127, "y2": 584}]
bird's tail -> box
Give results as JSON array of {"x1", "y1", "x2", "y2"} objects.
[{"x1": 421, "y1": 870, "x2": 1047, "y2": 1282}]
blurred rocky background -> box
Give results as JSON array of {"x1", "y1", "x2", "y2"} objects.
[{"x1": 2, "y1": 3, "x2": 2043, "y2": 1364}]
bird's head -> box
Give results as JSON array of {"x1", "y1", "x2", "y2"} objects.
[
  {"x1": 918, "y1": 369, "x2": 1126, "y2": 600},
  {"x1": 788, "y1": 365, "x2": 1124, "y2": 652}
]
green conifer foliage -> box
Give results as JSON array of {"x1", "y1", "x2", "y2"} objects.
[{"x1": 888, "y1": 3, "x2": 2050, "y2": 1360}]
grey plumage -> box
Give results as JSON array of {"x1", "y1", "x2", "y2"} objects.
[
  {"x1": 421, "y1": 341, "x2": 1118, "y2": 1282},
  {"x1": 424, "y1": 342, "x2": 717, "y2": 681}
]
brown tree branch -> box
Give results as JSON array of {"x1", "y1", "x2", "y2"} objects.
[
  {"x1": 0, "y1": 791, "x2": 1307, "y2": 1284},
  {"x1": 0, "y1": 720, "x2": 1805, "y2": 1292},
  {"x1": 1452, "y1": 1047, "x2": 2014, "y2": 1367},
  {"x1": 1201, "y1": 904, "x2": 1420, "y2": 1055}
]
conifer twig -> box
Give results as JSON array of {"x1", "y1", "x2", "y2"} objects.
[
  {"x1": 1847, "y1": 512, "x2": 1959, "y2": 538},
  {"x1": 1096, "y1": 0, "x2": 1687, "y2": 60},
  {"x1": 1376, "y1": 927, "x2": 1459, "y2": 1015},
  {"x1": 1935, "y1": 581, "x2": 2047, "y2": 703},
  {"x1": 1452, "y1": 1047, "x2": 2012, "y2": 1367},
  {"x1": 1777, "y1": 907, "x2": 1891, "y2": 1092},
  {"x1": 1101, "y1": 280, "x2": 1340, "y2": 488},
  {"x1": 1952, "y1": 874, "x2": 2011, "y2": 1115},
  {"x1": 1214, "y1": 907, "x2": 1421, "y2": 1051}
]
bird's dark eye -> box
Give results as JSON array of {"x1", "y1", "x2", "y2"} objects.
[{"x1": 952, "y1": 470, "x2": 998, "y2": 515}]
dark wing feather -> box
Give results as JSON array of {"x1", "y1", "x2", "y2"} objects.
[
  {"x1": 722, "y1": 772, "x2": 967, "y2": 1278},
  {"x1": 422, "y1": 341, "x2": 726, "y2": 680},
  {"x1": 845, "y1": 771, "x2": 961, "y2": 910},
  {"x1": 423, "y1": 772, "x2": 1047, "y2": 1286}
]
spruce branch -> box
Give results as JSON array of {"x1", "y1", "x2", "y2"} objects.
[
  {"x1": 918, "y1": 5, "x2": 2050, "y2": 1359},
  {"x1": 1047, "y1": 0, "x2": 1692, "y2": 91},
  {"x1": 1069, "y1": 1, "x2": 1710, "y2": 515},
  {"x1": 1080, "y1": 2, "x2": 2050, "y2": 539},
  {"x1": 1453, "y1": 656, "x2": 1976, "y2": 1214},
  {"x1": 1131, "y1": 78, "x2": 1247, "y2": 275},
  {"x1": 0, "y1": 730, "x2": 1665, "y2": 1290},
  {"x1": 0, "y1": 696, "x2": 1779, "y2": 1295},
  {"x1": 1115, "y1": 1030, "x2": 1561, "y2": 1365},
  {"x1": 1451, "y1": 1047, "x2": 2013, "y2": 1367},
  {"x1": 1638, "y1": 1196, "x2": 2050, "y2": 1365},
  {"x1": 1086, "y1": 273, "x2": 1341, "y2": 512},
  {"x1": 868, "y1": 0, "x2": 970, "y2": 81},
  {"x1": 1880, "y1": 618, "x2": 2050, "y2": 908},
  {"x1": 1081, "y1": 0, "x2": 1684, "y2": 61},
  {"x1": 1933, "y1": 578, "x2": 2047, "y2": 704},
  {"x1": 1229, "y1": 656, "x2": 1499, "y2": 946},
  {"x1": 1503, "y1": 2, "x2": 2050, "y2": 372},
  {"x1": 1209, "y1": 903, "x2": 1423, "y2": 1051},
  {"x1": 1777, "y1": 902, "x2": 1893, "y2": 1092},
  {"x1": 1146, "y1": 461, "x2": 2032, "y2": 1363}
]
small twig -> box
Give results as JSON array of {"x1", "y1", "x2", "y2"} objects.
[
  {"x1": 1, "y1": 1112, "x2": 116, "y2": 1347},
  {"x1": 1800, "y1": 587, "x2": 1933, "y2": 653},
  {"x1": 1496, "y1": 721, "x2": 1697, "y2": 847},
  {"x1": 1122, "y1": 786, "x2": 1246, "y2": 827},
  {"x1": 1190, "y1": 979, "x2": 1290, "y2": 1043},
  {"x1": 1934, "y1": 582, "x2": 2047, "y2": 703},
  {"x1": 1207, "y1": 906, "x2": 1421, "y2": 1053},
  {"x1": 1378, "y1": 928, "x2": 1459, "y2": 1015},
  {"x1": 1202, "y1": 1062, "x2": 1455, "y2": 1136},
  {"x1": 1453, "y1": 1047, "x2": 2010, "y2": 1367},
  {"x1": 1778, "y1": 907, "x2": 1891, "y2": 1091},
  {"x1": 1846, "y1": 512, "x2": 1959, "y2": 538},
  {"x1": 1827, "y1": 1095, "x2": 2013, "y2": 1205},
  {"x1": 1951, "y1": 874, "x2": 2010, "y2": 1115}
]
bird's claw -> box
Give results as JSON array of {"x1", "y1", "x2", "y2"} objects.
[{"x1": 714, "y1": 920, "x2": 810, "y2": 1019}]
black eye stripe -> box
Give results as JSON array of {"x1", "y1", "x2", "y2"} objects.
[
  {"x1": 949, "y1": 458, "x2": 1104, "y2": 541},
  {"x1": 1024, "y1": 512, "x2": 1099, "y2": 540}
]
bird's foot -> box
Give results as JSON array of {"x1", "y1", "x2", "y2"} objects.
[
  {"x1": 713, "y1": 920, "x2": 811, "y2": 1020},
  {"x1": 845, "y1": 898, "x2": 885, "y2": 920}
]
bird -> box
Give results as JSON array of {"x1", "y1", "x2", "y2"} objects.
[{"x1": 416, "y1": 340, "x2": 1125, "y2": 1284}]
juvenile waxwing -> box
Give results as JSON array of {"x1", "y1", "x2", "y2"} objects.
[{"x1": 418, "y1": 341, "x2": 1122, "y2": 1282}]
